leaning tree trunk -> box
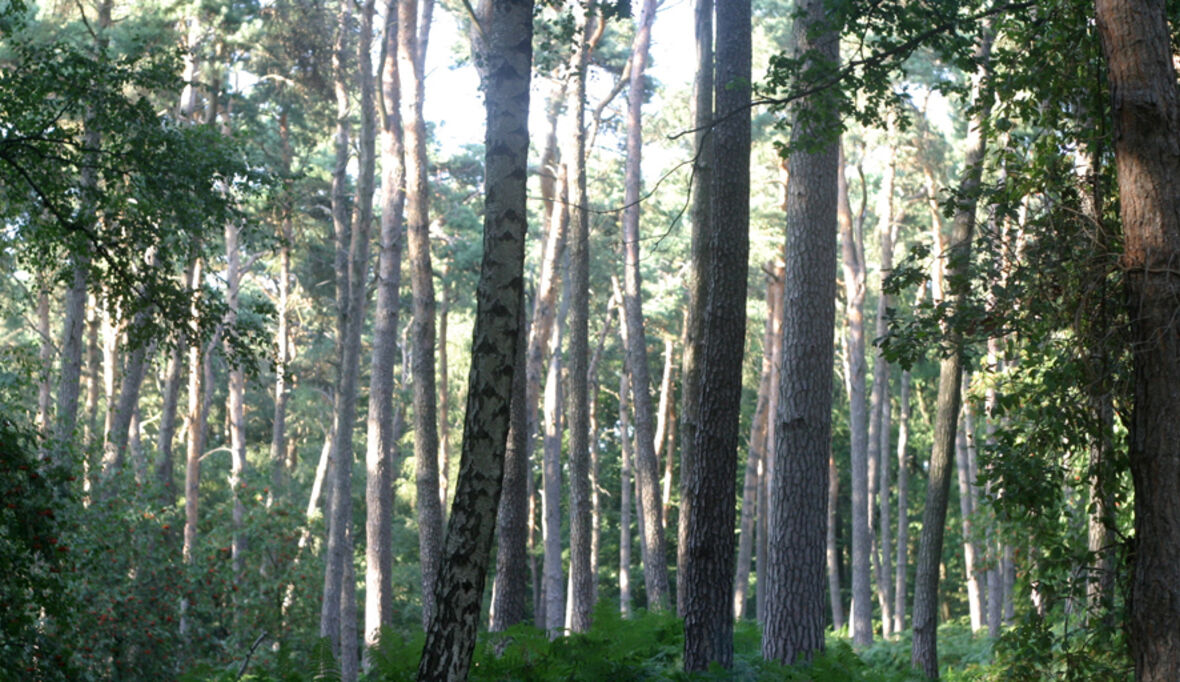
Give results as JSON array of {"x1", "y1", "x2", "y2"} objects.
[
  {"x1": 616, "y1": 0, "x2": 669, "y2": 615},
  {"x1": 762, "y1": 0, "x2": 838, "y2": 664},
  {"x1": 416, "y1": 0, "x2": 532, "y2": 676},
  {"x1": 911, "y1": 23, "x2": 993, "y2": 679},
  {"x1": 1095, "y1": 2, "x2": 1180, "y2": 679}
]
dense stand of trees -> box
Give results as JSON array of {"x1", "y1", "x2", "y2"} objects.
[{"x1": 3, "y1": 0, "x2": 1180, "y2": 680}]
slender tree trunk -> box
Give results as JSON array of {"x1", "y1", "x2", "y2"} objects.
[
  {"x1": 871, "y1": 140, "x2": 896, "y2": 638},
  {"x1": 838, "y1": 144, "x2": 872, "y2": 647},
  {"x1": 271, "y1": 108, "x2": 294, "y2": 497},
  {"x1": 893, "y1": 368, "x2": 911, "y2": 634},
  {"x1": 541, "y1": 286, "x2": 566, "y2": 635},
  {"x1": 363, "y1": 0, "x2": 405, "y2": 658},
  {"x1": 654, "y1": 336, "x2": 674, "y2": 510},
  {"x1": 104, "y1": 312, "x2": 149, "y2": 478},
  {"x1": 36, "y1": 283, "x2": 52, "y2": 439},
  {"x1": 734, "y1": 277, "x2": 775, "y2": 620},
  {"x1": 180, "y1": 257, "x2": 205, "y2": 639},
  {"x1": 758, "y1": 260, "x2": 784, "y2": 623},
  {"x1": 401, "y1": 0, "x2": 444, "y2": 628},
  {"x1": 1095, "y1": 3, "x2": 1180, "y2": 679},
  {"x1": 225, "y1": 218, "x2": 248, "y2": 580},
  {"x1": 677, "y1": 0, "x2": 713, "y2": 620},
  {"x1": 416, "y1": 0, "x2": 532, "y2": 674},
  {"x1": 620, "y1": 370, "x2": 635, "y2": 619},
  {"x1": 762, "y1": 0, "x2": 838, "y2": 663},
  {"x1": 911, "y1": 24, "x2": 993, "y2": 679},
  {"x1": 955, "y1": 398, "x2": 983, "y2": 633},
  {"x1": 827, "y1": 452, "x2": 845, "y2": 630},
  {"x1": 616, "y1": 0, "x2": 668, "y2": 615},
  {"x1": 438, "y1": 280, "x2": 451, "y2": 511},
  {"x1": 587, "y1": 305, "x2": 613, "y2": 606}
]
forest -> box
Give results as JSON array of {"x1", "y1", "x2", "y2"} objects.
[{"x1": 2, "y1": 0, "x2": 1179, "y2": 679}]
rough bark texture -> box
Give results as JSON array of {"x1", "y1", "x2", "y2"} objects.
[
  {"x1": 681, "y1": 0, "x2": 749, "y2": 668},
  {"x1": 365, "y1": 0, "x2": 404, "y2": 657},
  {"x1": 416, "y1": 0, "x2": 531, "y2": 675},
  {"x1": 761, "y1": 0, "x2": 838, "y2": 664},
  {"x1": 1095, "y1": 2, "x2": 1180, "y2": 679},
  {"x1": 677, "y1": 0, "x2": 712, "y2": 618},
  {"x1": 565, "y1": 2, "x2": 597, "y2": 633},
  {"x1": 838, "y1": 144, "x2": 872, "y2": 648},
  {"x1": 400, "y1": 0, "x2": 444, "y2": 629},
  {"x1": 910, "y1": 26, "x2": 992, "y2": 679},
  {"x1": 616, "y1": 0, "x2": 668, "y2": 615}
]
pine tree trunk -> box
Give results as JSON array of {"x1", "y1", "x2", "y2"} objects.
[
  {"x1": 620, "y1": 370, "x2": 635, "y2": 619},
  {"x1": 541, "y1": 287, "x2": 566, "y2": 635},
  {"x1": 364, "y1": 0, "x2": 405, "y2": 657},
  {"x1": 416, "y1": 0, "x2": 532, "y2": 674},
  {"x1": 911, "y1": 24, "x2": 993, "y2": 678},
  {"x1": 1095, "y1": 2, "x2": 1180, "y2": 678},
  {"x1": 677, "y1": 0, "x2": 712, "y2": 619},
  {"x1": 893, "y1": 369, "x2": 911, "y2": 634},
  {"x1": 225, "y1": 218, "x2": 248, "y2": 580},
  {"x1": 827, "y1": 452, "x2": 845, "y2": 630},
  {"x1": 955, "y1": 401, "x2": 983, "y2": 633},
  {"x1": 871, "y1": 142, "x2": 896, "y2": 638},
  {"x1": 761, "y1": 0, "x2": 838, "y2": 663},
  {"x1": 271, "y1": 108, "x2": 295, "y2": 497},
  {"x1": 180, "y1": 257, "x2": 205, "y2": 640}
]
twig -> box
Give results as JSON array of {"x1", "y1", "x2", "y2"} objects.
[{"x1": 235, "y1": 631, "x2": 269, "y2": 681}]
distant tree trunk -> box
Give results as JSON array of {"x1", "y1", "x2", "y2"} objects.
[
  {"x1": 157, "y1": 263, "x2": 194, "y2": 500},
  {"x1": 36, "y1": 283, "x2": 52, "y2": 439},
  {"x1": 758, "y1": 259, "x2": 784, "y2": 623},
  {"x1": 415, "y1": 0, "x2": 532, "y2": 675},
  {"x1": 911, "y1": 24, "x2": 993, "y2": 679},
  {"x1": 541, "y1": 281, "x2": 567, "y2": 635},
  {"x1": 364, "y1": 0, "x2": 404, "y2": 658},
  {"x1": 104, "y1": 313, "x2": 150, "y2": 477},
  {"x1": 438, "y1": 279, "x2": 451, "y2": 511},
  {"x1": 871, "y1": 139, "x2": 896, "y2": 638},
  {"x1": 1095, "y1": 2, "x2": 1180, "y2": 679},
  {"x1": 619, "y1": 370, "x2": 635, "y2": 618},
  {"x1": 587, "y1": 305, "x2": 613, "y2": 606},
  {"x1": 682, "y1": 0, "x2": 749, "y2": 668},
  {"x1": 762, "y1": 0, "x2": 838, "y2": 663},
  {"x1": 489, "y1": 302, "x2": 529, "y2": 631},
  {"x1": 225, "y1": 218, "x2": 248, "y2": 580},
  {"x1": 617, "y1": 0, "x2": 668, "y2": 616},
  {"x1": 734, "y1": 275, "x2": 775, "y2": 620},
  {"x1": 838, "y1": 144, "x2": 872, "y2": 647},
  {"x1": 893, "y1": 368, "x2": 911, "y2": 634},
  {"x1": 677, "y1": 0, "x2": 713, "y2": 619},
  {"x1": 654, "y1": 336, "x2": 674, "y2": 508},
  {"x1": 180, "y1": 257, "x2": 205, "y2": 639},
  {"x1": 827, "y1": 452, "x2": 844, "y2": 630},
  {"x1": 955, "y1": 397, "x2": 983, "y2": 633},
  {"x1": 271, "y1": 108, "x2": 295, "y2": 497}
]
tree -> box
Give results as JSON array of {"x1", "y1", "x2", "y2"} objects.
[
  {"x1": 416, "y1": 0, "x2": 533, "y2": 676},
  {"x1": 761, "y1": 0, "x2": 838, "y2": 664},
  {"x1": 682, "y1": 0, "x2": 751, "y2": 669},
  {"x1": 1094, "y1": 1, "x2": 1180, "y2": 679},
  {"x1": 910, "y1": 20, "x2": 994, "y2": 678}
]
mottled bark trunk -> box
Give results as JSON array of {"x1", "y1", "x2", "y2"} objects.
[
  {"x1": 911, "y1": 25, "x2": 993, "y2": 679},
  {"x1": 416, "y1": 0, "x2": 531, "y2": 675},
  {"x1": 364, "y1": 0, "x2": 404, "y2": 658},
  {"x1": 677, "y1": 0, "x2": 712, "y2": 619},
  {"x1": 762, "y1": 0, "x2": 838, "y2": 663},
  {"x1": 1095, "y1": 2, "x2": 1180, "y2": 679}
]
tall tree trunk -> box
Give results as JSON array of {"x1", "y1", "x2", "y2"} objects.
[
  {"x1": 681, "y1": 0, "x2": 749, "y2": 666},
  {"x1": 617, "y1": 0, "x2": 669, "y2": 615},
  {"x1": 439, "y1": 277, "x2": 451, "y2": 511},
  {"x1": 893, "y1": 368, "x2": 911, "y2": 634},
  {"x1": 677, "y1": 0, "x2": 713, "y2": 620},
  {"x1": 838, "y1": 143, "x2": 872, "y2": 647},
  {"x1": 587, "y1": 304, "x2": 613, "y2": 606},
  {"x1": 758, "y1": 259, "x2": 784, "y2": 623},
  {"x1": 364, "y1": 0, "x2": 405, "y2": 658},
  {"x1": 541, "y1": 282, "x2": 567, "y2": 635},
  {"x1": 654, "y1": 336, "x2": 674, "y2": 513},
  {"x1": 1095, "y1": 2, "x2": 1180, "y2": 679},
  {"x1": 871, "y1": 138, "x2": 896, "y2": 638},
  {"x1": 619, "y1": 370, "x2": 635, "y2": 618},
  {"x1": 762, "y1": 0, "x2": 838, "y2": 663},
  {"x1": 911, "y1": 24, "x2": 993, "y2": 679},
  {"x1": 225, "y1": 219, "x2": 248, "y2": 580},
  {"x1": 36, "y1": 283, "x2": 52, "y2": 439},
  {"x1": 104, "y1": 311, "x2": 150, "y2": 478},
  {"x1": 955, "y1": 397, "x2": 983, "y2": 633},
  {"x1": 416, "y1": 0, "x2": 532, "y2": 675},
  {"x1": 180, "y1": 257, "x2": 205, "y2": 640},
  {"x1": 401, "y1": 0, "x2": 444, "y2": 628}
]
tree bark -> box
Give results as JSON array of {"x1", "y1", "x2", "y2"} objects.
[
  {"x1": 681, "y1": 0, "x2": 749, "y2": 667},
  {"x1": 1095, "y1": 2, "x2": 1180, "y2": 679},
  {"x1": 364, "y1": 0, "x2": 405, "y2": 658},
  {"x1": 893, "y1": 368, "x2": 911, "y2": 635},
  {"x1": 416, "y1": 0, "x2": 532, "y2": 675},
  {"x1": 955, "y1": 397, "x2": 983, "y2": 633},
  {"x1": 616, "y1": 0, "x2": 669, "y2": 615},
  {"x1": 910, "y1": 24, "x2": 993, "y2": 679},
  {"x1": 762, "y1": 0, "x2": 838, "y2": 663},
  {"x1": 677, "y1": 0, "x2": 712, "y2": 619},
  {"x1": 400, "y1": 0, "x2": 444, "y2": 629}
]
